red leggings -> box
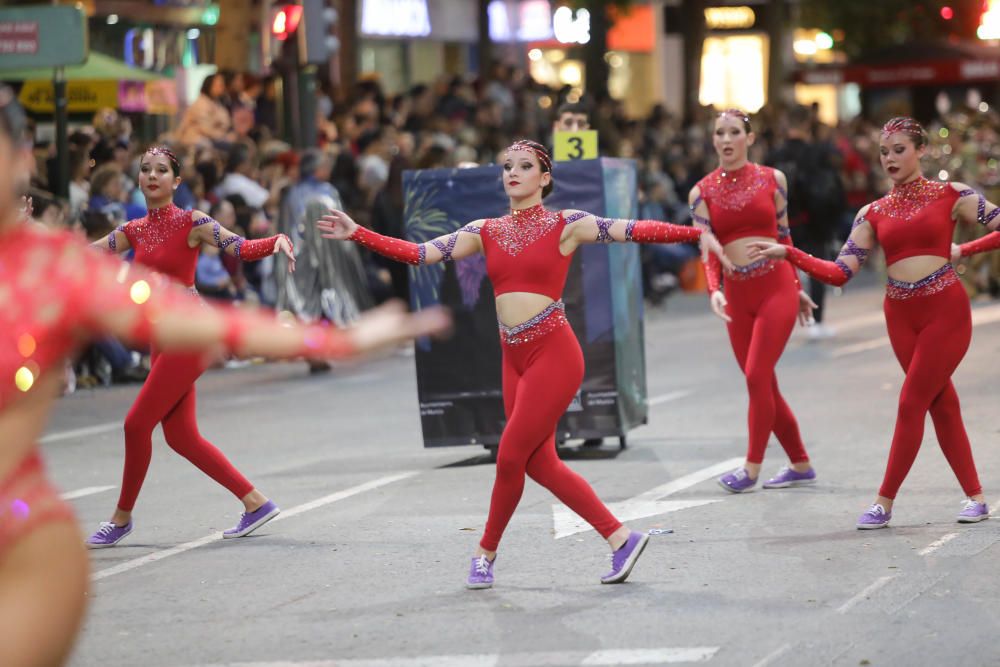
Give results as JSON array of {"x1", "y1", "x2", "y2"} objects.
[
  {"x1": 880, "y1": 279, "x2": 981, "y2": 499},
  {"x1": 117, "y1": 350, "x2": 254, "y2": 511},
  {"x1": 724, "y1": 262, "x2": 810, "y2": 466},
  {"x1": 480, "y1": 321, "x2": 622, "y2": 551}
]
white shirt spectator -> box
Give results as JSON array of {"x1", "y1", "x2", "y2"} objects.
[{"x1": 215, "y1": 172, "x2": 269, "y2": 210}]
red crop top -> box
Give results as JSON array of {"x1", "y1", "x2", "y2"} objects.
[
  {"x1": 864, "y1": 178, "x2": 960, "y2": 265},
  {"x1": 120, "y1": 204, "x2": 200, "y2": 286},
  {"x1": 480, "y1": 205, "x2": 571, "y2": 300},
  {"x1": 695, "y1": 163, "x2": 782, "y2": 246}
]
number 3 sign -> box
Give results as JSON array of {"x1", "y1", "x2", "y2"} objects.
[{"x1": 553, "y1": 130, "x2": 598, "y2": 162}]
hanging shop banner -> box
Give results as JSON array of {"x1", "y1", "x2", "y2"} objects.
[
  {"x1": 18, "y1": 79, "x2": 118, "y2": 113},
  {"x1": 404, "y1": 158, "x2": 648, "y2": 448}
]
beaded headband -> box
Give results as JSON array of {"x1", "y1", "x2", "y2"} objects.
[
  {"x1": 144, "y1": 145, "x2": 178, "y2": 164},
  {"x1": 505, "y1": 140, "x2": 552, "y2": 172},
  {"x1": 881, "y1": 117, "x2": 925, "y2": 142},
  {"x1": 717, "y1": 108, "x2": 750, "y2": 124}
]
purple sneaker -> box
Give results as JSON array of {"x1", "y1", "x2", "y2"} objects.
[
  {"x1": 763, "y1": 466, "x2": 817, "y2": 489},
  {"x1": 223, "y1": 500, "x2": 280, "y2": 538},
  {"x1": 601, "y1": 530, "x2": 649, "y2": 584},
  {"x1": 86, "y1": 521, "x2": 133, "y2": 549},
  {"x1": 857, "y1": 503, "x2": 891, "y2": 530},
  {"x1": 466, "y1": 555, "x2": 495, "y2": 589},
  {"x1": 718, "y1": 468, "x2": 757, "y2": 493},
  {"x1": 957, "y1": 500, "x2": 990, "y2": 523}
]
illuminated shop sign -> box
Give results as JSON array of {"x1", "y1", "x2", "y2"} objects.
[
  {"x1": 489, "y1": 1, "x2": 589, "y2": 44},
  {"x1": 360, "y1": 0, "x2": 431, "y2": 37},
  {"x1": 704, "y1": 6, "x2": 756, "y2": 30}
]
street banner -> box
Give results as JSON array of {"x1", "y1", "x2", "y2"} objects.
[{"x1": 404, "y1": 158, "x2": 648, "y2": 448}]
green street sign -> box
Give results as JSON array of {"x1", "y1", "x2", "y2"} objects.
[{"x1": 0, "y1": 6, "x2": 88, "y2": 70}]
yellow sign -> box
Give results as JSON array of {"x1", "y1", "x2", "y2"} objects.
[
  {"x1": 19, "y1": 79, "x2": 117, "y2": 113},
  {"x1": 704, "y1": 6, "x2": 756, "y2": 30},
  {"x1": 553, "y1": 130, "x2": 598, "y2": 162}
]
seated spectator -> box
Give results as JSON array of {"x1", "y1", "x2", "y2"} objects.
[{"x1": 176, "y1": 72, "x2": 233, "y2": 148}]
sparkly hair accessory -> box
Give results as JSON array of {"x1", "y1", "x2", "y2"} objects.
[
  {"x1": 881, "y1": 117, "x2": 925, "y2": 142},
  {"x1": 505, "y1": 139, "x2": 552, "y2": 172},
  {"x1": 718, "y1": 108, "x2": 750, "y2": 123},
  {"x1": 145, "y1": 145, "x2": 178, "y2": 164}
]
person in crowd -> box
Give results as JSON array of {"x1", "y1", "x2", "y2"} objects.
[
  {"x1": 749, "y1": 117, "x2": 996, "y2": 528},
  {"x1": 318, "y1": 139, "x2": 731, "y2": 589},
  {"x1": 176, "y1": 72, "x2": 233, "y2": 148}
]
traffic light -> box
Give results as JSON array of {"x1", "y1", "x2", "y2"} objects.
[
  {"x1": 271, "y1": 4, "x2": 303, "y2": 42},
  {"x1": 301, "y1": 0, "x2": 340, "y2": 63}
]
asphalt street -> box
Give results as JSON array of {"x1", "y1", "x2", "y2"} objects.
[{"x1": 43, "y1": 278, "x2": 1000, "y2": 667}]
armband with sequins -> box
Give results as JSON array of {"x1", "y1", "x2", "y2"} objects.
[
  {"x1": 350, "y1": 225, "x2": 425, "y2": 266},
  {"x1": 704, "y1": 253, "x2": 722, "y2": 294},
  {"x1": 238, "y1": 234, "x2": 290, "y2": 262},
  {"x1": 959, "y1": 231, "x2": 1000, "y2": 257},
  {"x1": 627, "y1": 220, "x2": 702, "y2": 244},
  {"x1": 785, "y1": 246, "x2": 851, "y2": 287}
]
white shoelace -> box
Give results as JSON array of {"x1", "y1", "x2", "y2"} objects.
[
  {"x1": 774, "y1": 466, "x2": 790, "y2": 477},
  {"x1": 866, "y1": 504, "x2": 886, "y2": 517},
  {"x1": 961, "y1": 499, "x2": 982, "y2": 511},
  {"x1": 731, "y1": 468, "x2": 748, "y2": 481},
  {"x1": 95, "y1": 521, "x2": 117, "y2": 536},
  {"x1": 474, "y1": 556, "x2": 491, "y2": 576}
]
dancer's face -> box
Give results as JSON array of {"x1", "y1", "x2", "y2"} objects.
[
  {"x1": 879, "y1": 132, "x2": 924, "y2": 185},
  {"x1": 713, "y1": 116, "x2": 754, "y2": 165},
  {"x1": 138, "y1": 153, "x2": 181, "y2": 203},
  {"x1": 502, "y1": 149, "x2": 550, "y2": 200}
]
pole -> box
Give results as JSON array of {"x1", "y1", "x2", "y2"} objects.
[{"x1": 54, "y1": 65, "x2": 69, "y2": 200}]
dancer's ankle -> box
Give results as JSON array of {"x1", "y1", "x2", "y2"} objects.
[
  {"x1": 475, "y1": 548, "x2": 496, "y2": 561},
  {"x1": 111, "y1": 509, "x2": 131, "y2": 526},
  {"x1": 790, "y1": 461, "x2": 812, "y2": 473}
]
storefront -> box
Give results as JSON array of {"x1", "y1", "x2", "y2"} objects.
[{"x1": 696, "y1": 4, "x2": 769, "y2": 113}]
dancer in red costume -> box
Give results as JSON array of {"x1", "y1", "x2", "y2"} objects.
[
  {"x1": 83, "y1": 146, "x2": 366, "y2": 547},
  {"x1": 749, "y1": 117, "x2": 994, "y2": 528},
  {"x1": 0, "y1": 86, "x2": 447, "y2": 667},
  {"x1": 318, "y1": 139, "x2": 732, "y2": 588},
  {"x1": 689, "y1": 110, "x2": 818, "y2": 494}
]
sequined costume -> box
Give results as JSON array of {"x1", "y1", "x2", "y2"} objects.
[
  {"x1": 348, "y1": 204, "x2": 700, "y2": 551},
  {"x1": 783, "y1": 178, "x2": 982, "y2": 499},
  {"x1": 0, "y1": 222, "x2": 354, "y2": 557},
  {"x1": 108, "y1": 204, "x2": 290, "y2": 513},
  {"x1": 693, "y1": 162, "x2": 810, "y2": 467}
]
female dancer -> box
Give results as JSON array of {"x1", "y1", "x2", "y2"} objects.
[
  {"x1": 689, "y1": 109, "x2": 817, "y2": 493},
  {"x1": 749, "y1": 117, "x2": 994, "y2": 528},
  {"x1": 0, "y1": 85, "x2": 447, "y2": 667},
  {"x1": 318, "y1": 139, "x2": 731, "y2": 588},
  {"x1": 85, "y1": 146, "x2": 314, "y2": 548}
]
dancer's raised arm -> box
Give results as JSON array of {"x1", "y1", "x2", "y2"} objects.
[
  {"x1": 75, "y1": 242, "x2": 448, "y2": 360},
  {"x1": 318, "y1": 208, "x2": 484, "y2": 265},
  {"x1": 748, "y1": 205, "x2": 876, "y2": 287},
  {"x1": 952, "y1": 183, "x2": 1000, "y2": 259}
]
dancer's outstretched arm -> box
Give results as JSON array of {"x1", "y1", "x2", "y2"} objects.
[
  {"x1": 90, "y1": 224, "x2": 132, "y2": 255},
  {"x1": 190, "y1": 211, "x2": 296, "y2": 271},
  {"x1": 560, "y1": 208, "x2": 732, "y2": 268},
  {"x1": 73, "y1": 242, "x2": 448, "y2": 360},
  {"x1": 688, "y1": 186, "x2": 730, "y2": 322},
  {"x1": 317, "y1": 208, "x2": 484, "y2": 265},
  {"x1": 747, "y1": 205, "x2": 876, "y2": 287},
  {"x1": 951, "y1": 183, "x2": 1000, "y2": 259}
]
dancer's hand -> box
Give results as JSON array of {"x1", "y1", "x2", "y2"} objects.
[
  {"x1": 347, "y1": 300, "x2": 451, "y2": 353},
  {"x1": 700, "y1": 231, "x2": 735, "y2": 271},
  {"x1": 951, "y1": 242, "x2": 962, "y2": 264},
  {"x1": 746, "y1": 240, "x2": 787, "y2": 261},
  {"x1": 797, "y1": 290, "x2": 818, "y2": 327},
  {"x1": 709, "y1": 290, "x2": 731, "y2": 323},
  {"x1": 317, "y1": 209, "x2": 358, "y2": 240},
  {"x1": 274, "y1": 234, "x2": 296, "y2": 273}
]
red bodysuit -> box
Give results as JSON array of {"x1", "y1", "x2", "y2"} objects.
[
  {"x1": 349, "y1": 205, "x2": 700, "y2": 551},
  {"x1": 693, "y1": 163, "x2": 809, "y2": 469},
  {"x1": 785, "y1": 178, "x2": 982, "y2": 500}
]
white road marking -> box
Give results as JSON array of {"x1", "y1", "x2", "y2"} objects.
[
  {"x1": 750, "y1": 643, "x2": 792, "y2": 667},
  {"x1": 60, "y1": 485, "x2": 116, "y2": 501},
  {"x1": 831, "y1": 303, "x2": 1000, "y2": 358},
  {"x1": 40, "y1": 422, "x2": 120, "y2": 444},
  {"x1": 918, "y1": 532, "x2": 959, "y2": 556},
  {"x1": 647, "y1": 389, "x2": 695, "y2": 406},
  {"x1": 91, "y1": 471, "x2": 417, "y2": 582},
  {"x1": 552, "y1": 458, "x2": 741, "y2": 539},
  {"x1": 192, "y1": 647, "x2": 720, "y2": 667},
  {"x1": 835, "y1": 575, "x2": 898, "y2": 614}
]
